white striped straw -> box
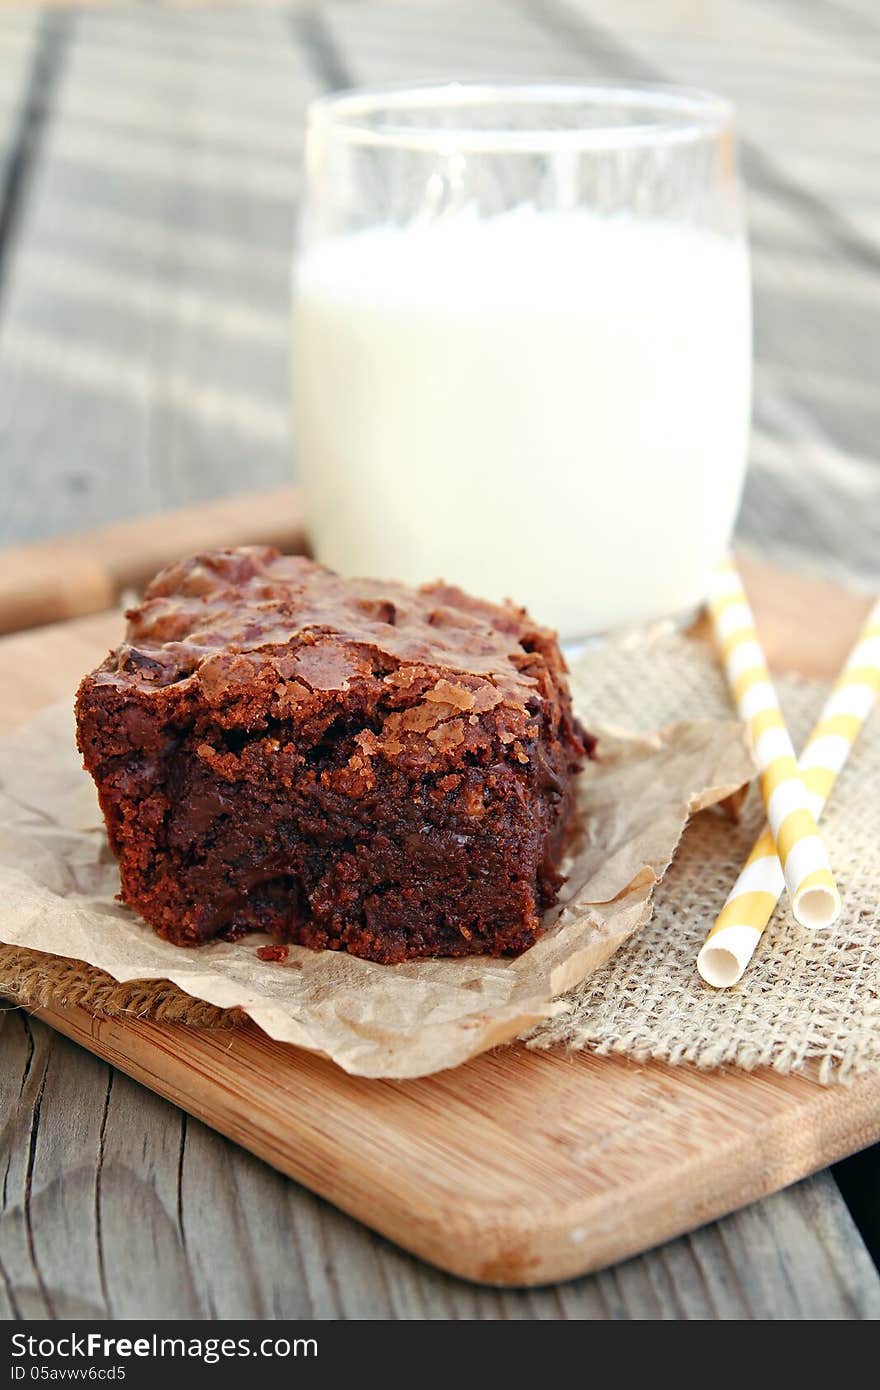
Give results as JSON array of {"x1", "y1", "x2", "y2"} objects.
[
  {"x1": 707, "y1": 558, "x2": 840, "y2": 933},
  {"x1": 698, "y1": 594, "x2": 880, "y2": 987}
]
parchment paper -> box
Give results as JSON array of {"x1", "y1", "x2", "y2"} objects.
[{"x1": 0, "y1": 698, "x2": 752, "y2": 1078}]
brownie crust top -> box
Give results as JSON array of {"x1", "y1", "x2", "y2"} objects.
[{"x1": 95, "y1": 547, "x2": 566, "y2": 707}]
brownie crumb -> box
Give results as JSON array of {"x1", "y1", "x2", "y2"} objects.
[{"x1": 256, "y1": 943, "x2": 290, "y2": 963}]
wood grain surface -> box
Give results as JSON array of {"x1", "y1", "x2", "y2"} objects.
[
  {"x1": 0, "y1": 3, "x2": 877, "y2": 595},
  {"x1": 4, "y1": 1010, "x2": 876, "y2": 1320},
  {"x1": 26, "y1": 1003, "x2": 880, "y2": 1290},
  {"x1": 1, "y1": 0, "x2": 878, "y2": 1322},
  {"x1": 0, "y1": 484, "x2": 307, "y2": 634},
  {"x1": 1, "y1": 546, "x2": 878, "y2": 1289}
]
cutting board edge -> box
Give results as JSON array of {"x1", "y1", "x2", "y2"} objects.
[
  {"x1": 3, "y1": 560, "x2": 878, "y2": 1288},
  {"x1": 30, "y1": 1002, "x2": 880, "y2": 1287}
]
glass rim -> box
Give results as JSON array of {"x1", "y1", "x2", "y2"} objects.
[{"x1": 306, "y1": 80, "x2": 735, "y2": 152}]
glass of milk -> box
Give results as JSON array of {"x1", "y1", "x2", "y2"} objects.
[{"x1": 292, "y1": 82, "x2": 751, "y2": 638}]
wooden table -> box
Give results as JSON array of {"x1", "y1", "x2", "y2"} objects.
[{"x1": 0, "y1": 0, "x2": 878, "y2": 1320}]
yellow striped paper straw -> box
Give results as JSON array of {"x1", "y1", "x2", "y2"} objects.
[
  {"x1": 698, "y1": 593, "x2": 880, "y2": 988},
  {"x1": 706, "y1": 559, "x2": 841, "y2": 937}
]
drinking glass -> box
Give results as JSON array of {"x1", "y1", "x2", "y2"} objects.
[{"x1": 292, "y1": 81, "x2": 751, "y2": 638}]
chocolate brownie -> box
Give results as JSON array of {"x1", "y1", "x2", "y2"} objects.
[{"x1": 76, "y1": 548, "x2": 591, "y2": 963}]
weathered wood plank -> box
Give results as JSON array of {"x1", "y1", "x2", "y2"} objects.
[
  {"x1": 0, "y1": 13, "x2": 42, "y2": 242},
  {"x1": 0, "y1": 0, "x2": 878, "y2": 1321},
  {"x1": 97, "y1": 1072, "x2": 202, "y2": 1320},
  {"x1": 318, "y1": 0, "x2": 573, "y2": 83},
  {"x1": 0, "y1": 1009, "x2": 106, "y2": 1319},
  {"x1": 0, "y1": 7, "x2": 318, "y2": 546},
  {"x1": 2, "y1": 1012, "x2": 878, "y2": 1319},
  {"x1": 0, "y1": 0, "x2": 877, "y2": 594}
]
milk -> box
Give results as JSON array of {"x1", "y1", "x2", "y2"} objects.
[{"x1": 292, "y1": 208, "x2": 751, "y2": 636}]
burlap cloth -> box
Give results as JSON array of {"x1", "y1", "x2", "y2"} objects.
[
  {"x1": 2, "y1": 632, "x2": 877, "y2": 1082},
  {"x1": 528, "y1": 633, "x2": 880, "y2": 1083}
]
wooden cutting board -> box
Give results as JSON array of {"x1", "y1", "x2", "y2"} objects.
[{"x1": 1, "y1": 501, "x2": 877, "y2": 1286}]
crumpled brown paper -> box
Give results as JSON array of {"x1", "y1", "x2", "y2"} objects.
[{"x1": 0, "y1": 699, "x2": 752, "y2": 1078}]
